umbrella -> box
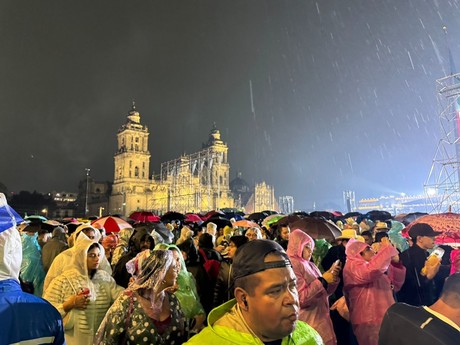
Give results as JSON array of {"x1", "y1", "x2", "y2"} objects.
[
  {"x1": 129, "y1": 211, "x2": 161, "y2": 223},
  {"x1": 364, "y1": 210, "x2": 393, "y2": 222},
  {"x1": 399, "y1": 212, "x2": 428, "y2": 226},
  {"x1": 184, "y1": 213, "x2": 204, "y2": 224},
  {"x1": 344, "y1": 212, "x2": 363, "y2": 219},
  {"x1": 273, "y1": 213, "x2": 304, "y2": 227},
  {"x1": 222, "y1": 212, "x2": 244, "y2": 221},
  {"x1": 91, "y1": 216, "x2": 132, "y2": 234},
  {"x1": 247, "y1": 212, "x2": 269, "y2": 222},
  {"x1": 262, "y1": 214, "x2": 285, "y2": 228},
  {"x1": 402, "y1": 212, "x2": 460, "y2": 244},
  {"x1": 160, "y1": 211, "x2": 185, "y2": 222},
  {"x1": 202, "y1": 216, "x2": 232, "y2": 229},
  {"x1": 233, "y1": 220, "x2": 260, "y2": 228},
  {"x1": 261, "y1": 210, "x2": 278, "y2": 215},
  {"x1": 24, "y1": 215, "x2": 47, "y2": 223},
  {"x1": 289, "y1": 217, "x2": 342, "y2": 241},
  {"x1": 203, "y1": 210, "x2": 226, "y2": 220},
  {"x1": 309, "y1": 211, "x2": 337, "y2": 221}
]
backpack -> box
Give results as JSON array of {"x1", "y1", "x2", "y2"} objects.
[{"x1": 199, "y1": 248, "x2": 221, "y2": 281}]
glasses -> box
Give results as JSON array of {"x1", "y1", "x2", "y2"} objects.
[{"x1": 88, "y1": 253, "x2": 102, "y2": 258}]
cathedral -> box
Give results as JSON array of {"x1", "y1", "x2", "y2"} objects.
[{"x1": 107, "y1": 104, "x2": 279, "y2": 216}]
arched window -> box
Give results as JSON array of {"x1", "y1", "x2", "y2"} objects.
[{"x1": 135, "y1": 167, "x2": 139, "y2": 177}]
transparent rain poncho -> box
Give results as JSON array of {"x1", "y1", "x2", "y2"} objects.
[
  {"x1": 95, "y1": 249, "x2": 187, "y2": 344},
  {"x1": 43, "y1": 238, "x2": 122, "y2": 345},
  {"x1": 153, "y1": 243, "x2": 205, "y2": 319},
  {"x1": 20, "y1": 232, "x2": 46, "y2": 296}
]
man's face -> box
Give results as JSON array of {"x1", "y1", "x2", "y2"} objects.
[
  {"x1": 363, "y1": 235, "x2": 373, "y2": 246},
  {"x1": 83, "y1": 229, "x2": 96, "y2": 240},
  {"x1": 244, "y1": 255, "x2": 299, "y2": 342},
  {"x1": 418, "y1": 236, "x2": 436, "y2": 250}
]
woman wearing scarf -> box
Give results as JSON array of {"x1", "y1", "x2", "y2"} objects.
[
  {"x1": 154, "y1": 243, "x2": 206, "y2": 336},
  {"x1": 343, "y1": 238, "x2": 406, "y2": 345},
  {"x1": 287, "y1": 229, "x2": 340, "y2": 345},
  {"x1": 95, "y1": 249, "x2": 186, "y2": 344},
  {"x1": 44, "y1": 238, "x2": 123, "y2": 345}
]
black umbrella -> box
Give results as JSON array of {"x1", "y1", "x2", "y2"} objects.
[
  {"x1": 401, "y1": 212, "x2": 428, "y2": 226},
  {"x1": 309, "y1": 211, "x2": 337, "y2": 221},
  {"x1": 247, "y1": 212, "x2": 269, "y2": 221},
  {"x1": 273, "y1": 213, "x2": 304, "y2": 227},
  {"x1": 365, "y1": 210, "x2": 393, "y2": 222},
  {"x1": 202, "y1": 216, "x2": 232, "y2": 229},
  {"x1": 160, "y1": 211, "x2": 185, "y2": 222},
  {"x1": 261, "y1": 210, "x2": 278, "y2": 215},
  {"x1": 343, "y1": 212, "x2": 363, "y2": 219},
  {"x1": 290, "y1": 217, "x2": 342, "y2": 241}
]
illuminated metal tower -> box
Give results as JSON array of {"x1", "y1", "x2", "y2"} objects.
[{"x1": 424, "y1": 27, "x2": 460, "y2": 213}]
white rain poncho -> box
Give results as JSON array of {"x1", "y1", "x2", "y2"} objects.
[
  {"x1": 43, "y1": 237, "x2": 123, "y2": 345},
  {"x1": 43, "y1": 224, "x2": 112, "y2": 293}
]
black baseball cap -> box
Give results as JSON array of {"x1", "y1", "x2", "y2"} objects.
[
  {"x1": 232, "y1": 239, "x2": 292, "y2": 281},
  {"x1": 408, "y1": 223, "x2": 442, "y2": 239}
]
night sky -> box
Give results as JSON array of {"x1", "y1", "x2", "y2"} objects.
[{"x1": 2, "y1": 0, "x2": 460, "y2": 211}]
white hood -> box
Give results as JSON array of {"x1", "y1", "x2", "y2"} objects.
[{"x1": 0, "y1": 193, "x2": 24, "y2": 281}]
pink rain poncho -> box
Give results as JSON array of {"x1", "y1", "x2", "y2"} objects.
[
  {"x1": 343, "y1": 239, "x2": 406, "y2": 345},
  {"x1": 287, "y1": 229, "x2": 338, "y2": 345}
]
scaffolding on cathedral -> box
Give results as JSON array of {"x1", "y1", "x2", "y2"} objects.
[
  {"x1": 424, "y1": 72, "x2": 460, "y2": 213},
  {"x1": 153, "y1": 147, "x2": 228, "y2": 213}
]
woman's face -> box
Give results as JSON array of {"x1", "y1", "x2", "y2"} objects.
[
  {"x1": 163, "y1": 261, "x2": 180, "y2": 287},
  {"x1": 246, "y1": 229, "x2": 257, "y2": 241},
  {"x1": 87, "y1": 246, "x2": 102, "y2": 271},
  {"x1": 227, "y1": 241, "x2": 238, "y2": 258},
  {"x1": 360, "y1": 246, "x2": 375, "y2": 262},
  {"x1": 280, "y1": 227, "x2": 290, "y2": 240},
  {"x1": 302, "y1": 242, "x2": 313, "y2": 261}
]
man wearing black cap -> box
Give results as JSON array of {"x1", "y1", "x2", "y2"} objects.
[
  {"x1": 185, "y1": 239, "x2": 324, "y2": 344},
  {"x1": 397, "y1": 223, "x2": 442, "y2": 306}
]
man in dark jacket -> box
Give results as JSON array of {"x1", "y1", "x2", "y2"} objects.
[
  {"x1": 42, "y1": 226, "x2": 68, "y2": 273},
  {"x1": 397, "y1": 223, "x2": 442, "y2": 306},
  {"x1": 112, "y1": 226, "x2": 154, "y2": 287}
]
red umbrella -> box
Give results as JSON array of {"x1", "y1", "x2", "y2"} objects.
[
  {"x1": 402, "y1": 212, "x2": 460, "y2": 244},
  {"x1": 91, "y1": 216, "x2": 132, "y2": 234},
  {"x1": 129, "y1": 211, "x2": 161, "y2": 223},
  {"x1": 184, "y1": 213, "x2": 204, "y2": 224}
]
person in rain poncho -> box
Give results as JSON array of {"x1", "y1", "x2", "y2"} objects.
[
  {"x1": 43, "y1": 224, "x2": 111, "y2": 293},
  {"x1": 110, "y1": 226, "x2": 134, "y2": 266},
  {"x1": 287, "y1": 229, "x2": 341, "y2": 345},
  {"x1": 21, "y1": 225, "x2": 46, "y2": 296},
  {"x1": 343, "y1": 238, "x2": 406, "y2": 345},
  {"x1": 0, "y1": 193, "x2": 65, "y2": 345},
  {"x1": 95, "y1": 249, "x2": 186, "y2": 344},
  {"x1": 44, "y1": 237, "x2": 123, "y2": 345},
  {"x1": 112, "y1": 226, "x2": 155, "y2": 288},
  {"x1": 154, "y1": 243, "x2": 206, "y2": 336}
]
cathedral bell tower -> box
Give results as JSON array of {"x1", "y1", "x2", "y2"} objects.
[{"x1": 110, "y1": 102, "x2": 151, "y2": 215}]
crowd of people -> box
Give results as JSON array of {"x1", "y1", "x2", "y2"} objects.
[{"x1": 1, "y1": 192, "x2": 459, "y2": 345}]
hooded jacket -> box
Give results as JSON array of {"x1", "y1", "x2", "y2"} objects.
[
  {"x1": 286, "y1": 229, "x2": 338, "y2": 345},
  {"x1": 42, "y1": 227, "x2": 69, "y2": 273},
  {"x1": 343, "y1": 239, "x2": 406, "y2": 345},
  {"x1": 0, "y1": 193, "x2": 65, "y2": 345},
  {"x1": 43, "y1": 238, "x2": 123, "y2": 345},
  {"x1": 184, "y1": 299, "x2": 324, "y2": 345},
  {"x1": 43, "y1": 225, "x2": 112, "y2": 293}
]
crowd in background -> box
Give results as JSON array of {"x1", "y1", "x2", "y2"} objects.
[{"x1": 3, "y1": 202, "x2": 460, "y2": 345}]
